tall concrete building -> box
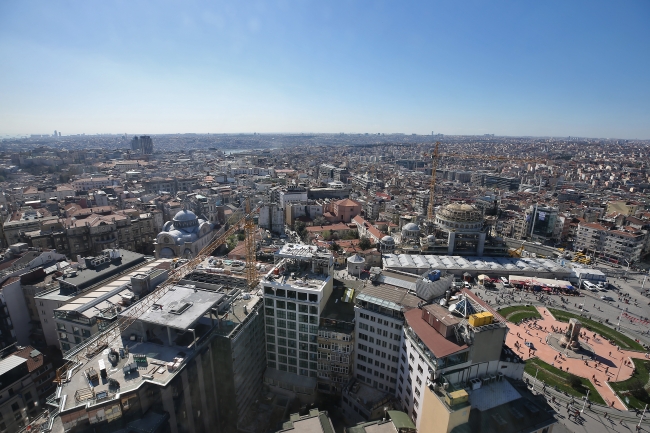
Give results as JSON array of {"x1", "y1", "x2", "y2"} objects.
[
  {"x1": 261, "y1": 244, "x2": 334, "y2": 403},
  {"x1": 130, "y1": 135, "x2": 154, "y2": 155},
  {"x1": 52, "y1": 283, "x2": 266, "y2": 433}
]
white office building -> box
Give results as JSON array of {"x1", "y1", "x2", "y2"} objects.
[{"x1": 261, "y1": 244, "x2": 334, "y2": 402}]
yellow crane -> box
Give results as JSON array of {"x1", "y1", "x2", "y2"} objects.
[{"x1": 55, "y1": 199, "x2": 260, "y2": 384}]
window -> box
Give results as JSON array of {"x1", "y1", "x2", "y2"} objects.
[
  {"x1": 276, "y1": 300, "x2": 285, "y2": 309},
  {"x1": 416, "y1": 377, "x2": 422, "y2": 385},
  {"x1": 276, "y1": 310, "x2": 286, "y2": 319},
  {"x1": 287, "y1": 311, "x2": 296, "y2": 321},
  {"x1": 287, "y1": 302, "x2": 296, "y2": 310},
  {"x1": 11, "y1": 402, "x2": 20, "y2": 412},
  {"x1": 299, "y1": 304, "x2": 308, "y2": 313}
]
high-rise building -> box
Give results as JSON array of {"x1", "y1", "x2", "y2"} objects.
[
  {"x1": 140, "y1": 135, "x2": 154, "y2": 154},
  {"x1": 261, "y1": 244, "x2": 334, "y2": 403},
  {"x1": 130, "y1": 136, "x2": 141, "y2": 152}
]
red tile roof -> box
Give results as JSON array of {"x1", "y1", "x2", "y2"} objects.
[
  {"x1": 404, "y1": 309, "x2": 468, "y2": 358},
  {"x1": 13, "y1": 346, "x2": 45, "y2": 372}
]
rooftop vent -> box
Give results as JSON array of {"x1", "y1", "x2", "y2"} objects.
[{"x1": 169, "y1": 302, "x2": 193, "y2": 315}]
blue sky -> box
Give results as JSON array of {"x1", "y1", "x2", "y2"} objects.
[{"x1": 1, "y1": 1, "x2": 649, "y2": 138}]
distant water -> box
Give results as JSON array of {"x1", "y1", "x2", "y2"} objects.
[{"x1": 221, "y1": 148, "x2": 275, "y2": 154}]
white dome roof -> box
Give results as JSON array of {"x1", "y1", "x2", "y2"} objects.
[
  {"x1": 347, "y1": 254, "x2": 365, "y2": 263},
  {"x1": 381, "y1": 235, "x2": 395, "y2": 243},
  {"x1": 403, "y1": 222, "x2": 420, "y2": 231}
]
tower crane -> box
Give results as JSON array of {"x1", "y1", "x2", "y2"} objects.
[
  {"x1": 55, "y1": 199, "x2": 260, "y2": 384},
  {"x1": 423, "y1": 144, "x2": 546, "y2": 234}
]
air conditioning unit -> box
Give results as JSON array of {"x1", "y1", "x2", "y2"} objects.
[{"x1": 469, "y1": 378, "x2": 482, "y2": 390}]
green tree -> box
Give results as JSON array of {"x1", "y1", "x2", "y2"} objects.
[
  {"x1": 295, "y1": 221, "x2": 307, "y2": 241},
  {"x1": 329, "y1": 241, "x2": 342, "y2": 253},
  {"x1": 359, "y1": 236, "x2": 372, "y2": 251},
  {"x1": 322, "y1": 230, "x2": 332, "y2": 241}
]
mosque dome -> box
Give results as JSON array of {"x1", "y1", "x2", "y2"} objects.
[
  {"x1": 402, "y1": 222, "x2": 420, "y2": 231},
  {"x1": 173, "y1": 210, "x2": 198, "y2": 222},
  {"x1": 438, "y1": 203, "x2": 482, "y2": 223}
]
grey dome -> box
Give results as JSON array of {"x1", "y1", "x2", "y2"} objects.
[
  {"x1": 403, "y1": 222, "x2": 420, "y2": 231},
  {"x1": 381, "y1": 235, "x2": 395, "y2": 243},
  {"x1": 174, "y1": 210, "x2": 198, "y2": 222},
  {"x1": 347, "y1": 254, "x2": 365, "y2": 263}
]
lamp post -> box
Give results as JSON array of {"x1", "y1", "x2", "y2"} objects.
[
  {"x1": 624, "y1": 259, "x2": 631, "y2": 280},
  {"x1": 581, "y1": 389, "x2": 590, "y2": 413},
  {"x1": 639, "y1": 403, "x2": 648, "y2": 430},
  {"x1": 616, "y1": 357, "x2": 624, "y2": 382}
]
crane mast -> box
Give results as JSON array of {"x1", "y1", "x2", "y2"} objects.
[{"x1": 426, "y1": 141, "x2": 440, "y2": 234}]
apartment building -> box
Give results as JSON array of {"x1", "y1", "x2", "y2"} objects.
[
  {"x1": 316, "y1": 287, "x2": 355, "y2": 395},
  {"x1": 34, "y1": 249, "x2": 147, "y2": 347},
  {"x1": 576, "y1": 222, "x2": 645, "y2": 263},
  {"x1": 0, "y1": 354, "x2": 40, "y2": 432},
  {"x1": 72, "y1": 177, "x2": 114, "y2": 191},
  {"x1": 53, "y1": 284, "x2": 266, "y2": 433},
  {"x1": 53, "y1": 261, "x2": 168, "y2": 352},
  {"x1": 396, "y1": 291, "x2": 523, "y2": 429},
  {"x1": 285, "y1": 201, "x2": 324, "y2": 228},
  {"x1": 261, "y1": 244, "x2": 334, "y2": 403},
  {"x1": 258, "y1": 203, "x2": 285, "y2": 234}
]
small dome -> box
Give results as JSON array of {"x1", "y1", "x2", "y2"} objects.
[
  {"x1": 427, "y1": 234, "x2": 435, "y2": 240},
  {"x1": 403, "y1": 222, "x2": 420, "y2": 231},
  {"x1": 347, "y1": 254, "x2": 365, "y2": 263},
  {"x1": 173, "y1": 210, "x2": 198, "y2": 222},
  {"x1": 381, "y1": 235, "x2": 395, "y2": 243}
]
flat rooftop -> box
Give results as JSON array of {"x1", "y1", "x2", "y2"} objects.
[
  {"x1": 264, "y1": 266, "x2": 330, "y2": 292},
  {"x1": 275, "y1": 244, "x2": 333, "y2": 261},
  {"x1": 127, "y1": 285, "x2": 225, "y2": 330},
  {"x1": 467, "y1": 379, "x2": 521, "y2": 411},
  {"x1": 355, "y1": 282, "x2": 421, "y2": 312},
  {"x1": 383, "y1": 254, "x2": 571, "y2": 276},
  {"x1": 320, "y1": 287, "x2": 355, "y2": 327},
  {"x1": 37, "y1": 250, "x2": 147, "y2": 300},
  {"x1": 55, "y1": 260, "x2": 170, "y2": 318}
]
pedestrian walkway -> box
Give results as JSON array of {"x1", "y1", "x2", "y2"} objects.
[
  {"x1": 526, "y1": 373, "x2": 650, "y2": 432},
  {"x1": 506, "y1": 306, "x2": 648, "y2": 410}
]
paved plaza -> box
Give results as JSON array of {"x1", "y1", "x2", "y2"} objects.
[{"x1": 505, "y1": 306, "x2": 647, "y2": 410}]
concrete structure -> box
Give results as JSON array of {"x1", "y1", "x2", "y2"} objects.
[
  {"x1": 53, "y1": 260, "x2": 168, "y2": 352},
  {"x1": 277, "y1": 409, "x2": 336, "y2": 433},
  {"x1": 261, "y1": 244, "x2": 334, "y2": 402},
  {"x1": 435, "y1": 203, "x2": 486, "y2": 256},
  {"x1": 258, "y1": 203, "x2": 285, "y2": 234},
  {"x1": 52, "y1": 283, "x2": 266, "y2": 433},
  {"x1": 347, "y1": 254, "x2": 366, "y2": 276},
  {"x1": 72, "y1": 177, "x2": 113, "y2": 191},
  {"x1": 382, "y1": 254, "x2": 572, "y2": 280},
  {"x1": 34, "y1": 249, "x2": 147, "y2": 347},
  {"x1": 154, "y1": 209, "x2": 214, "y2": 259},
  {"x1": 0, "y1": 355, "x2": 40, "y2": 432},
  {"x1": 396, "y1": 290, "x2": 523, "y2": 429},
  {"x1": 575, "y1": 222, "x2": 645, "y2": 264},
  {"x1": 13, "y1": 346, "x2": 55, "y2": 405},
  {"x1": 317, "y1": 287, "x2": 355, "y2": 395}
]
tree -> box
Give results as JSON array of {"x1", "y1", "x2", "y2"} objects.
[
  {"x1": 295, "y1": 221, "x2": 308, "y2": 241},
  {"x1": 568, "y1": 374, "x2": 583, "y2": 391},
  {"x1": 322, "y1": 230, "x2": 332, "y2": 241},
  {"x1": 359, "y1": 236, "x2": 372, "y2": 251},
  {"x1": 329, "y1": 241, "x2": 342, "y2": 253},
  {"x1": 313, "y1": 216, "x2": 329, "y2": 227}
]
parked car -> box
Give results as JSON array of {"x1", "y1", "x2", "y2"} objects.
[{"x1": 601, "y1": 296, "x2": 614, "y2": 302}]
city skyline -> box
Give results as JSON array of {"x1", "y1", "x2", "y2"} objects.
[{"x1": 1, "y1": 1, "x2": 649, "y2": 139}]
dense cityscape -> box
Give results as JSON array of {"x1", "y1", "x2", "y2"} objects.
[{"x1": 0, "y1": 133, "x2": 648, "y2": 433}]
